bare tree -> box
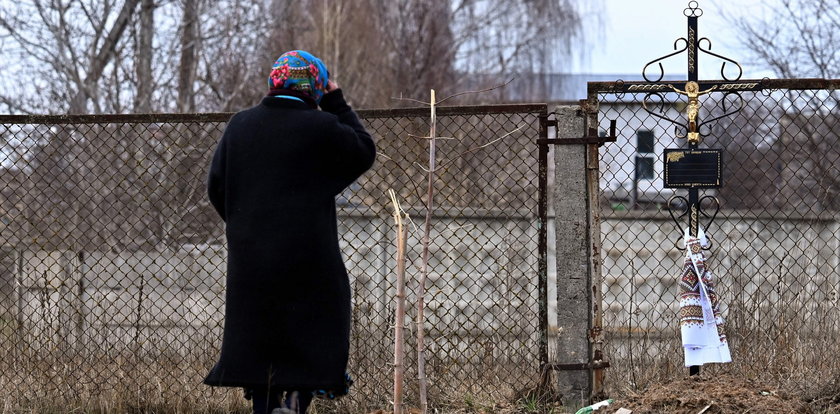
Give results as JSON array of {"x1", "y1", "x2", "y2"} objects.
[
  {"x1": 247, "y1": 0, "x2": 401, "y2": 108},
  {"x1": 188, "y1": 0, "x2": 278, "y2": 112},
  {"x1": 134, "y1": 0, "x2": 155, "y2": 113},
  {"x1": 727, "y1": 0, "x2": 840, "y2": 79},
  {"x1": 0, "y1": 0, "x2": 142, "y2": 114},
  {"x1": 450, "y1": 0, "x2": 588, "y2": 102},
  {"x1": 0, "y1": 0, "x2": 596, "y2": 113},
  {"x1": 307, "y1": 0, "x2": 395, "y2": 107},
  {"x1": 72, "y1": 0, "x2": 140, "y2": 113},
  {"x1": 453, "y1": 0, "x2": 584, "y2": 71},
  {"x1": 376, "y1": 0, "x2": 457, "y2": 102},
  {"x1": 721, "y1": 0, "x2": 840, "y2": 212},
  {"x1": 0, "y1": 0, "x2": 598, "y2": 254},
  {"x1": 706, "y1": 94, "x2": 782, "y2": 210},
  {"x1": 775, "y1": 111, "x2": 840, "y2": 212},
  {"x1": 177, "y1": 0, "x2": 199, "y2": 112}
]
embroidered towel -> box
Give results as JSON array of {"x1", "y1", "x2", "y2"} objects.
[{"x1": 679, "y1": 226, "x2": 731, "y2": 366}]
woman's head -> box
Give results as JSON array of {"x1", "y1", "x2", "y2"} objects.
[{"x1": 268, "y1": 50, "x2": 329, "y2": 102}]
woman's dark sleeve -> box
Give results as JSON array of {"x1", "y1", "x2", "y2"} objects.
[
  {"x1": 207, "y1": 130, "x2": 228, "y2": 221},
  {"x1": 318, "y1": 89, "x2": 377, "y2": 194}
]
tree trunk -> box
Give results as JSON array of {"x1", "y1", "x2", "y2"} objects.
[
  {"x1": 68, "y1": 0, "x2": 140, "y2": 113},
  {"x1": 178, "y1": 0, "x2": 199, "y2": 112},
  {"x1": 134, "y1": 0, "x2": 154, "y2": 113}
]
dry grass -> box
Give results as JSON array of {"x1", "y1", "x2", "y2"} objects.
[
  {"x1": 602, "y1": 301, "x2": 840, "y2": 413},
  {"x1": 3, "y1": 342, "x2": 838, "y2": 413},
  {"x1": 0, "y1": 351, "x2": 248, "y2": 413},
  {"x1": 0, "y1": 337, "x2": 544, "y2": 414},
  {"x1": 3, "y1": 319, "x2": 839, "y2": 414},
  {"x1": 2, "y1": 284, "x2": 838, "y2": 413}
]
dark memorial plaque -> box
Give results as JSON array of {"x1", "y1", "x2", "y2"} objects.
[{"x1": 663, "y1": 149, "x2": 723, "y2": 188}]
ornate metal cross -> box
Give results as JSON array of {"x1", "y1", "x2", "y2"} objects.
[
  {"x1": 606, "y1": 0, "x2": 769, "y2": 376},
  {"x1": 634, "y1": 0, "x2": 761, "y2": 250}
]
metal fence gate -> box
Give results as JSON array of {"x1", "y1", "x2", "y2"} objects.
[
  {"x1": 0, "y1": 104, "x2": 550, "y2": 412},
  {"x1": 585, "y1": 4, "x2": 840, "y2": 396},
  {"x1": 591, "y1": 76, "x2": 840, "y2": 396}
]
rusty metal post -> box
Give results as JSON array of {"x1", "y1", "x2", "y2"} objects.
[
  {"x1": 582, "y1": 95, "x2": 607, "y2": 399},
  {"x1": 537, "y1": 110, "x2": 552, "y2": 385}
]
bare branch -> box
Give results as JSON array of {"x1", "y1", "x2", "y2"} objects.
[
  {"x1": 435, "y1": 77, "x2": 515, "y2": 105},
  {"x1": 412, "y1": 162, "x2": 431, "y2": 173},
  {"x1": 406, "y1": 133, "x2": 457, "y2": 141},
  {"x1": 436, "y1": 125, "x2": 523, "y2": 170},
  {"x1": 391, "y1": 95, "x2": 432, "y2": 106},
  {"x1": 376, "y1": 151, "x2": 426, "y2": 205},
  {"x1": 726, "y1": 0, "x2": 840, "y2": 78},
  {"x1": 68, "y1": 0, "x2": 141, "y2": 113}
]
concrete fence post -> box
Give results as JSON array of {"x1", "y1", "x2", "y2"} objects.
[{"x1": 552, "y1": 105, "x2": 594, "y2": 403}]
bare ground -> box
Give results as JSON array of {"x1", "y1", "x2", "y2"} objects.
[{"x1": 611, "y1": 374, "x2": 824, "y2": 414}]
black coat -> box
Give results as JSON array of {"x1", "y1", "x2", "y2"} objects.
[{"x1": 203, "y1": 90, "x2": 376, "y2": 390}]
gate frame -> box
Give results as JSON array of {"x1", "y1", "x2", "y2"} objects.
[
  {"x1": 585, "y1": 0, "x2": 840, "y2": 382},
  {"x1": 585, "y1": 75, "x2": 840, "y2": 396}
]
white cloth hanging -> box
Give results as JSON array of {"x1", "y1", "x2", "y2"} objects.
[{"x1": 678, "y1": 226, "x2": 731, "y2": 366}]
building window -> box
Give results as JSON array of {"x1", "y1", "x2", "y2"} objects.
[
  {"x1": 635, "y1": 130, "x2": 655, "y2": 180},
  {"x1": 635, "y1": 156, "x2": 655, "y2": 180},
  {"x1": 637, "y1": 130, "x2": 654, "y2": 154}
]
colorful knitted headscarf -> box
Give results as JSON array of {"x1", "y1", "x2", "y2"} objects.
[{"x1": 267, "y1": 50, "x2": 329, "y2": 103}]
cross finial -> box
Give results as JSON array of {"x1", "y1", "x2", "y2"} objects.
[{"x1": 684, "y1": 1, "x2": 703, "y2": 17}]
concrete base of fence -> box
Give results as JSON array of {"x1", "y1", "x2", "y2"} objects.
[{"x1": 6, "y1": 212, "x2": 545, "y2": 368}]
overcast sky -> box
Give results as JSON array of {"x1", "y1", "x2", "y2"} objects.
[{"x1": 572, "y1": 0, "x2": 778, "y2": 79}]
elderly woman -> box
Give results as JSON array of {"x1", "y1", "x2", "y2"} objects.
[{"x1": 204, "y1": 50, "x2": 376, "y2": 414}]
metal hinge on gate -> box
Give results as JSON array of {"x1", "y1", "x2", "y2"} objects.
[{"x1": 537, "y1": 119, "x2": 618, "y2": 146}]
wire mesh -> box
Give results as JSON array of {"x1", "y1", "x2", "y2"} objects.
[
  {"x1": 596, "y1": 87, "x2": 840, "y2": 395},
  {"x1": 0, "y1": 105, "x2": 546, "y2": 412}
]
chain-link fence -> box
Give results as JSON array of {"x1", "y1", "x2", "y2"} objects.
[
  {"x1": 594, "y1": 83, "x2": 840, "y2": 395},
  {"x1": 0, "y1": 104, "x2": 547, "y2": 412}
]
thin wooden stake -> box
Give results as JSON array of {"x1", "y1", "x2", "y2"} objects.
[
  {"x1": 389, "y1": 190, "x2": 408, "y2": 414},
  {"x1": 416, "y1": 89, "x2": 435, "y2": 414}
]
